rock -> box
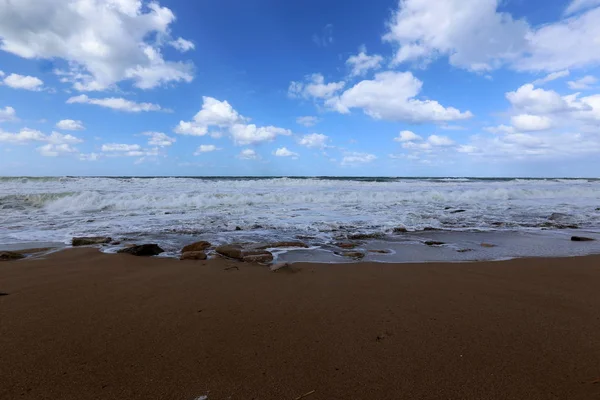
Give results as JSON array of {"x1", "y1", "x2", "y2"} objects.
[
  {"x1": 423, "y1": 227, "x2": 441, "y2": 231},
  {"x1": 368, "y1": 249, "x2": 391, "y2": 254},
  {"x1": 257, "y1": 241, "x2": 308, "y2": 249},
  {"x1": 337, "y1": 251, "x2": 365, "y2": 259},
  {"x1": 596, "y1": 208, "x2": 600, "y2": 211},
  {"x1": 117, "y1": 244, "x2": 164, "y2": 256},
  {"x1": 424, "y1": 241, "x2": 445, "y2": 246},
  {"x1": 450, "y1": 209, "x2": 466, "y2": 214},
  {"x1": 571, "y1": 236, "x2": 595, "y2": 242},
  {"x1": 182, "y1": 241, "x2": 211, "y2": 253},
  {"x1": 349, "y1": 233, "x2": 383, "y2": 240},
  {"x1": 481, "y1": 243, "x2": 496, "y2": 248},
  {"x1": 180, "y1": 251, "x2": 207, "y2": 261},
  {"x1": 216, "y1": 244, "x2": 273, "y2": 263},
  {"x1": 393, "y1": 227, "x2": 408, "y2": 233},
  {"x1": 549, "y1": 212, "x2": 568, "y2": 221},
  {"x1": 0, "y1": 251, "x2": 26, "y2": 261},
  {"x1": 336, "y1": 242, "x2": 359, "y2": 249},
  {"x1": 72, "y1": 236, "x2": 112, "y2": 246},
  {"x1": 457, "y1": 249, "x2": 473, "y2": 253},
  {"x1": 235, "y1": 226, "x2": 242, "y2": 231},
  {"x1": 242, "y1": 253, "x2": 274, "y2": 263}
]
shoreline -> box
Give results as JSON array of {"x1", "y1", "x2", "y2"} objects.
[{"x1": 2, "y1": 248, "x2": 600, "y2": 399}]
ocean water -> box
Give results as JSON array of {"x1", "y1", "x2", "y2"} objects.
[{"x1": 1, "y1": 176, "x2": 599, "y2": 262}]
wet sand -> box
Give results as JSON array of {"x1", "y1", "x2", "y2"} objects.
[{"x1": 1, "y1": 248, "x2": 599, "y2": 400}]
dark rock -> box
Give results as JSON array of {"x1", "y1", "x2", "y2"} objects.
[
  {"x1": 182, "y1": 241, "x2": 211, "y2": 253},
  {"x1": 450, "y1": 209, "x2": 466, "y2": 214},
  {"x1": 0, "y1": 251, "x2": 26, "y2": 261},
  {"x1": 368, "y1": 249, "x2": 391, "y2": 254},
  {"x1": 457, "y1": 249, "x2": 473, "y2": 253},
  {"x1": 424, "y1": 241, "x2": 445, "y2": 246},
  {"x1": 596, "y1": 208, "x2": 600, "y2": 211},
  {"x1": 491, "y1": 222, "x2": 504, "y2": 226},
  {"x1": 548, "y1": 212, "x2": 568, "y2": 221},
  {"x1": 349, "y1": 233, "x2": 383, "y2": 240},
  {"x1": 423, "y1": 227, "x2": 441, "y2": 231},
  {"x1": 571, "y1": 236, "x2": 595, "y2": 242},
  {"x1": 393, "y1": 227, "x2": 408, "y2": 233},
  {"x1": 235, "y1": 226, "x2": 242, "y2": 231},
  {"x1": 117, "y1": 244, "x2": 164, "y2": 256},
  {"x1": 72, "y1": 236, "x2": 112, "y2": 246},
  {"x1": 257, "y1": 241, "x2": 308, "y2": 249},
  {"x1": 481, "y1": 243, "x2": 496, "y2": 248},
  {"x1": 444, "y1": 206, "x2": 452, "y2": 210},
  {"x1": 180, "y1": 251, "x2": 207, "y2": 261},
  {"x1": 337, "y1": 251, "x2": 365, "y2": 259},
  {"x1": 336, "y1": 242, "x2": 360, "y2": 249}
]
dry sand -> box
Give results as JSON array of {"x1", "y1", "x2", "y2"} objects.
[{"x1": 1, "y1": 248, "x2": 599, "y2": 400}]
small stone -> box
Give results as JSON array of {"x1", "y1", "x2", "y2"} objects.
[
  {"x1": 235, "y1": 226, "x2": 242, "y2": 231},
  {"x1": 393, "y1": 227, "x2": 408, "y2": 233},
  {"x1": 596, "y1": 207, "x2": 600, "y2": 211},
  {"x1": 72, "y1": 236, "x2": 112, "y2": 246},
  {"x1": 182, "y1": 241, "x2": 211, "y2": 253},
  {"x1": 117, "y1": 244, "x2": 164, "y2": 256},
  {"x1": 180, "y1": 251, "x2": 207, "y2": 261},
  {"x1": 257, "y1": 241, "x2": 308, "y2": 249},
  {"x1": 349, "y1": 233, "x2": 383, "y2": 240},
  {"x1": 423, "y1": 227, "x2": 441, "y2": 231},
  {"x1": 338, "y1": 251, "x2": 365, "y2": 259},
  {"x1": 336, "y1": 242, "x2": 359, "y2": 249},
  {"x1": 424, "y1": 241, "x2": 445, "y2": 246},
  {"x1": 457, "y1": 249, "x2": 473, "y2": 253},
  {"x1": 481, "y1": 243, "x2": 496, "y2": 248},
  {"x1": 243, "y1": 253, "x2": 274, "y2": 263},
  {"x1": 0, "y1": 251, "x2": 26, "y2": 261},
  {"x1": 571, "y1": 236, "x2": 595, "y2": 242},
  {"x1": 368, "y1": 249, "x2": 391, "y2": 254},
  {"x1": 450, "y1": 209, "x2": 466, "y2": 214}
]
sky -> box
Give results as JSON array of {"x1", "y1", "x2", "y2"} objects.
[{"x1": 1, "y1": 0, "x2": 600, "y2": 177}]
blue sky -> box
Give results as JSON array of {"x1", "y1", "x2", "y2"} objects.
[{"x1": 1, "y1": 0, "x2": 600, "y2": 177}]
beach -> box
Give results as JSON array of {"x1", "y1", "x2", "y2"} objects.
[{"x1": 1, "y1": 248, "x2": 599, "y2": 400}]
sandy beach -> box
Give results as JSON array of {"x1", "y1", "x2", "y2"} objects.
[{"x1": 1, "y1": 249, "x2": 599, "y2": 400}]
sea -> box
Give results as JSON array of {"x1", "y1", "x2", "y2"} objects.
[{"x1": 1, "y1": 176, "x2": 600, "y2": 263}]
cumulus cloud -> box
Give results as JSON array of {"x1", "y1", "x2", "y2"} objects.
[
  {"x1": 238, "y1": 148, "x2": 259, "y2": 160},
  {"x1": 510, "y1": 114, "x2": 553, "y2": 131},
  {"x1": 341, "y1": 152, "x2": 377, "y2": 166},
  {"x1": 296, "y1": 116, "x2": 319, "y2": 127},
  {"x1": 346, "y1": 46, "x2": 383, "y2": 77},
  {"x1": 194, "y1": 144, "x2": 220, "y2": 155},
  {"x1": 2, "y1": 73, "x2": 43, "y2": 90},
  {"x1": 0, "y1": 106, "x2": 17, "y2": 122},
  {"x1": 101, "y1": 143, "x2": 141, "y2": 152},
  {"x1": 506, "y1": 84, "x2": 574, "y2": 114},
  {"x1": 67, "y1": 95, "x2": 163, "y2": 112},
  {"x1": 56, "y1": 119, "x2": 84, "y2": 131},
  {"x1": 394, "y1": 130, "x2": 423, "y2": 142},
  {"x1": 564, "y1": 0, "x2": 600, "y2": 15},
  {"x1": 325, "y1": 71, "x2": 472, "y2": 123},
  {"x1": 0, "y1": 128, "x2": 82, "y2": 145},
  {"x1": 298, "y1": 133, "x2": 329, "y2": 149},
  {"x1": 37, "y1": 143, "x2": 78, "y2": 157},
  {"x1": 0, "y1": 0, "x2": 194, "y2": 91},
  {"x1": 175, "y1": 97, "x2": 292, "y2": 145},
  {"x1": 273, "y1": 147, "x2": 299, "y2": 158},
  {"x1": 170, "y1": 37, "x2": 195, "y2": 52},
  {"x1": 288, "y1": 74, "x2": 345, "y2": 99},
  {"x1": 143, "y1": 131, "x2": 176, "y2": 147},
  {"x1": 568, "y1": 75, "x2": 598, "y2": 90}
]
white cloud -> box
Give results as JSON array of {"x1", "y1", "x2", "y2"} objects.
[
  {"x1": 0, "y1": 106, "x2": 17, "y2": 122},
  {"x1": 230, "y1": 124, "x2": 291, "y2": 146},
  {"x1": 0, "y1": 0, "x2": 194, "y2": 90},
  {"x1": 506, "y1": 84, "x2": 574, "y2": 114},
  {"x1": 273, "y1": 147, "x2": 299, "y2": 158},
  {"x1": 176, "y1": 96, "x2": 292, "y2": 145},
  {"x1": 532, "y1": 70, "x2": 570, "y2": 86},
  {"x1": 194, "y1": 144, "x2": 220, "y2": 155},
  {"x1": 427, "y1": 135, "x2": 454, "y2": 146},
  {"x1": 2, "y1": 73, "x2": 43, "y2": 90},
  {"x1": 510, "y1": 114, "x2": 553, "y2": 131},
  {"x1": 341, "y1": 152, "x2": 377, "y2": 166},
  {"x1": 288, "y1": 74, "x2": 345, "y2": 99},
  {"x1": 101, "y1": 143, "x2": 141, "y2": 152},
  {"x1": 0, "y1": 128, "x2": 82, "y2": 145},
  {"x1": 238, "y1": 148, "x2": 259, "y2": 160},
  {"x1": 312, "y1": 24, "x2": 334, "y2": 47},
  {"x1": 296, "y1": 116, "x2": 319, "y2": 127},
  {"x1": 346, "y1": 46, "x2": 383, "y2": 77},
  {"x1": 170, "y1": 37, "x2": 195, "y2": 52},
  {"x1": 383, "y1": 0, "x2": 528, "y2": 71},
  {"x1": 394, "y1": 130, "x2": 422, "y2": 142},
  {"x1": 564, "y1": 0, "x2": 600, "y2": 16},
  {"x1": 143, "y1": 131, "x2": 175, "y2": 147},
  {"x1": 298, "y1": 133, "x2": 329, "y2": 149},
  {"x1": 56, "y1": 119, "x2": 84, "y2": 131},
  {"x1": 568, "y1": 75, "x2": 598, "y2": 90},
  {"x1": 383, "y1": 0, "x2": 600, "y2": 74},
  {"x1": 79, "y1": 152, "x2": 99, "y2": 161},
  {"x1": 37, "y1": 143, "x2": 78, "y2": 157},
  {"x1": 485, "y1": 124, "x2": 516, "y2": 134},
  {"x1": 67, "y1": 95, "x2": 163, "y2": 112},
  {"x1": 326, "y1": 71, "x2": 472, "y2": 123}
]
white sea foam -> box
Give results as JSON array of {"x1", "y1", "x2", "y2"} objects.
[{"x1": 1, "y1": 177, "x2": 599, "y2": 254}]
